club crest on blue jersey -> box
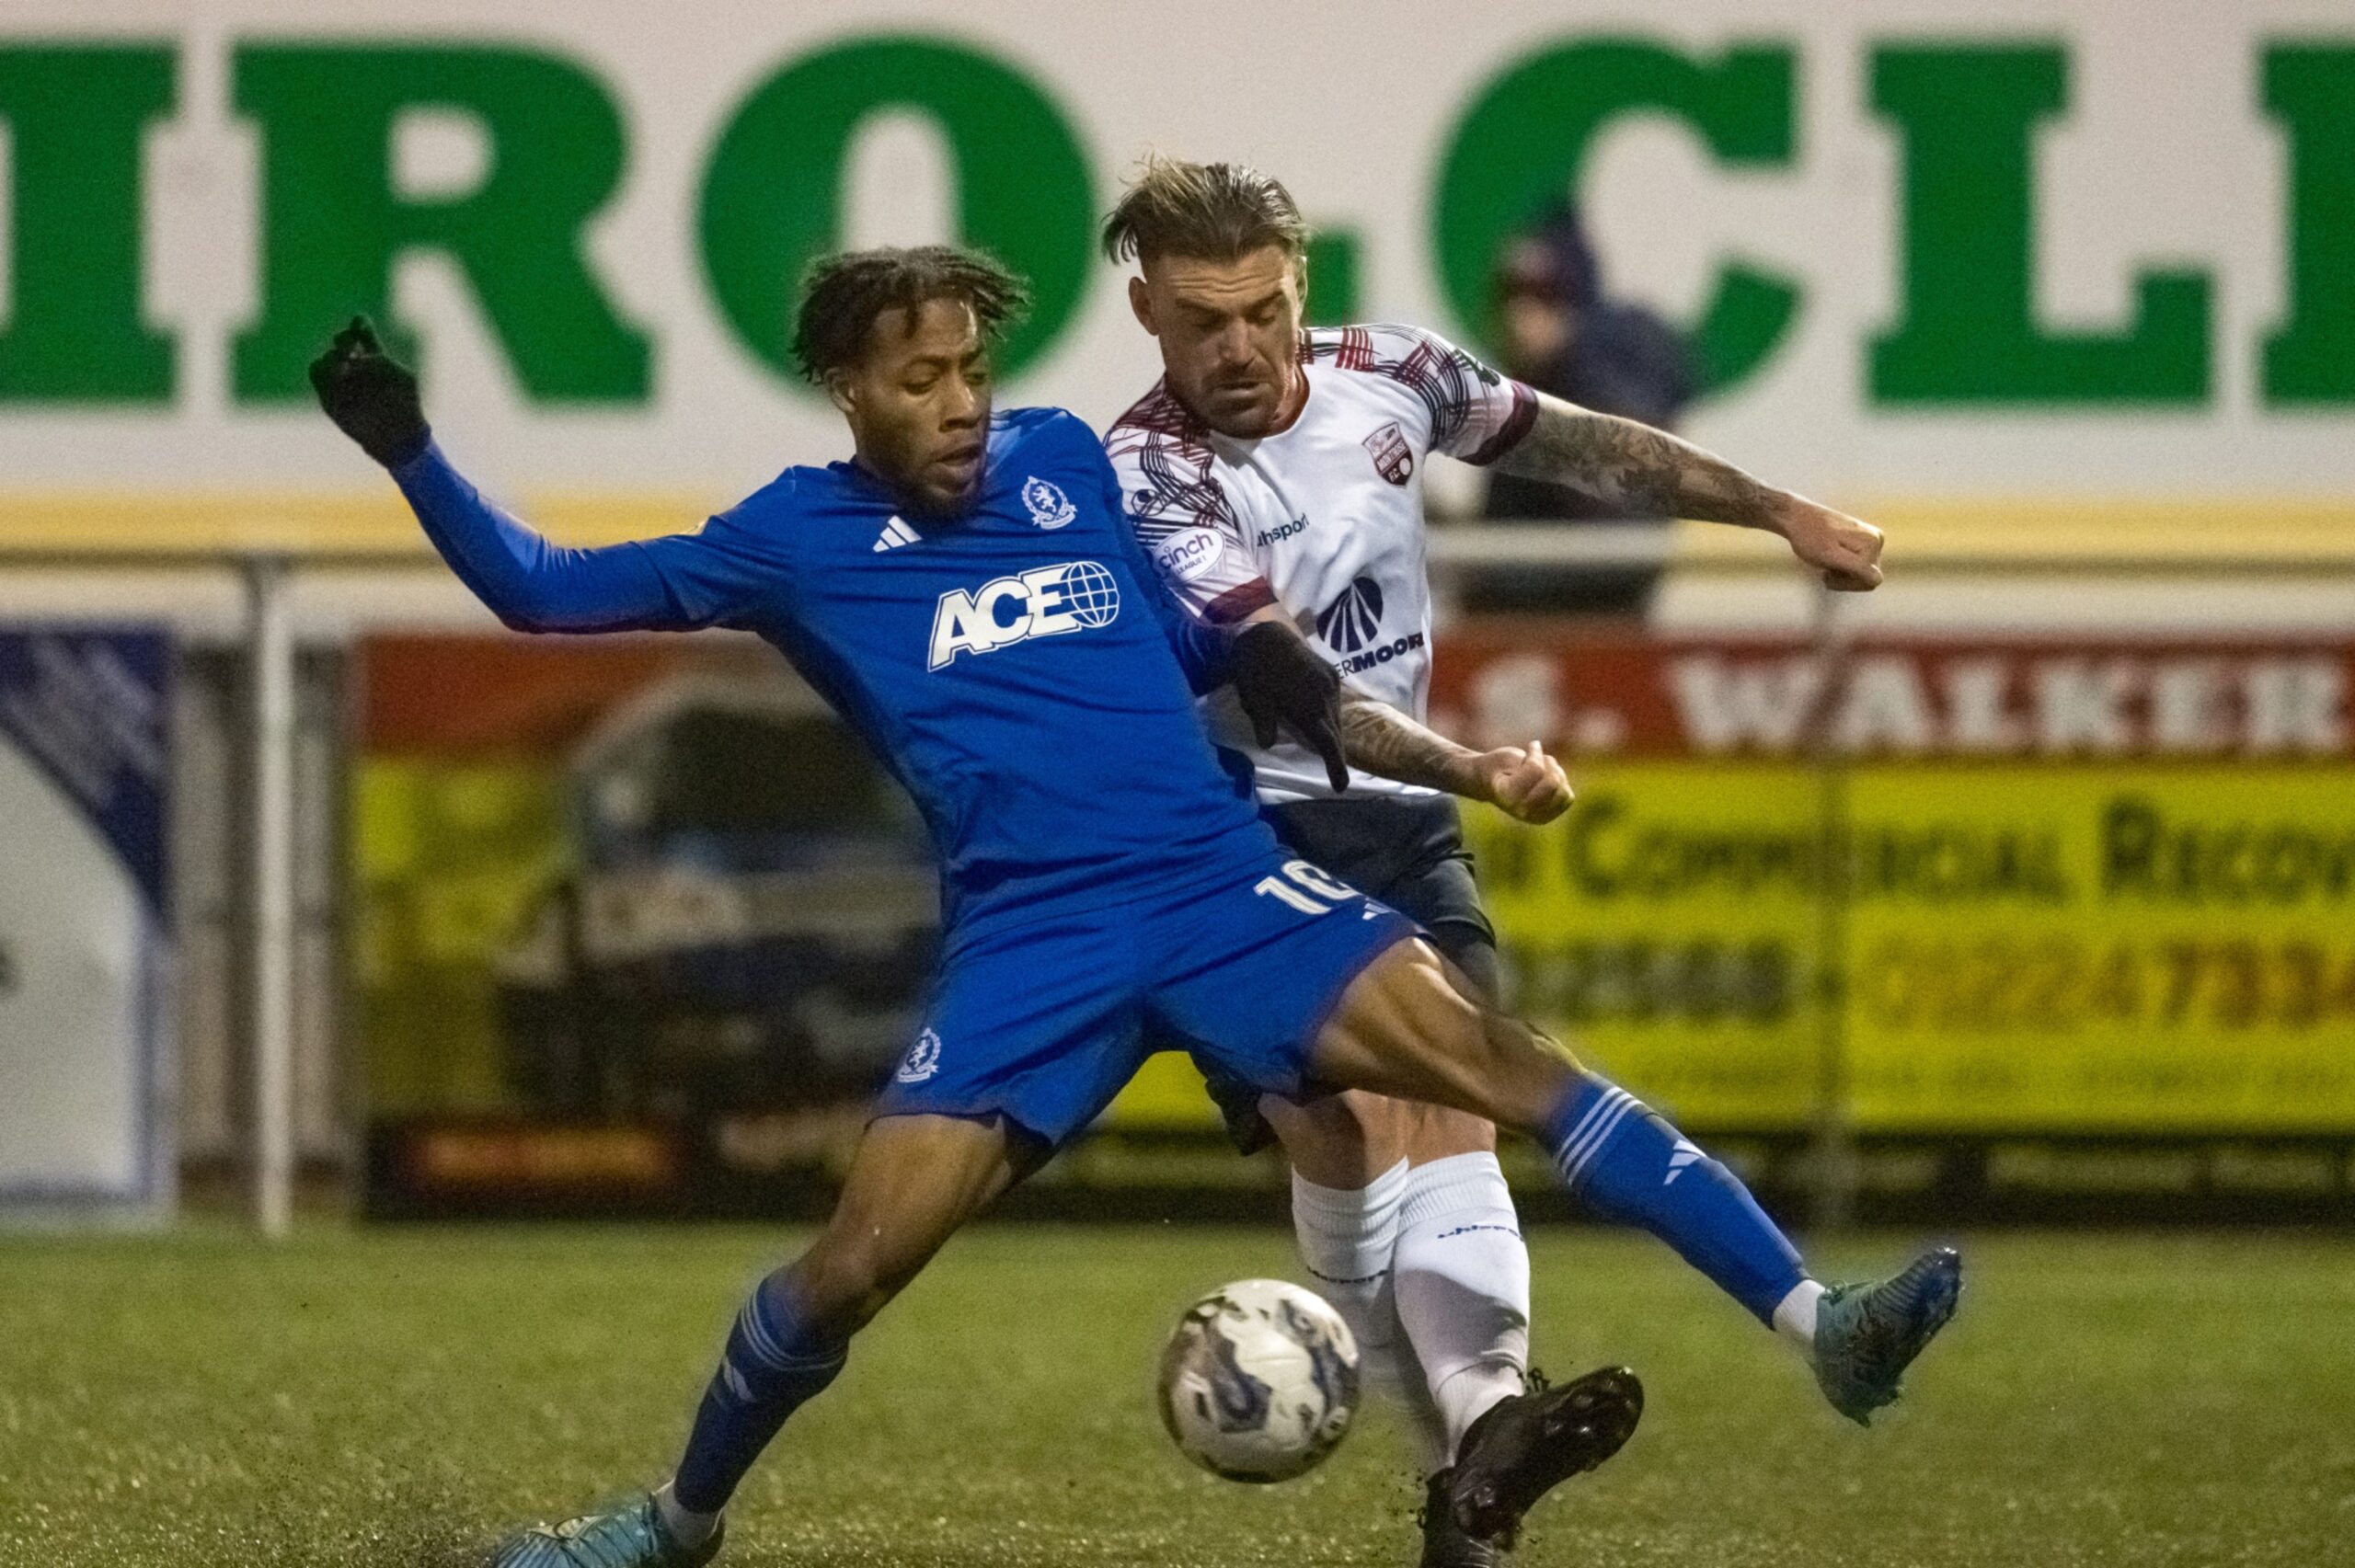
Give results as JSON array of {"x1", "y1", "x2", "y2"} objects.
[
  {"x1": 927, "y1": 561, "x2": 1122, "y2": 670},
  {"x1": 1022, "y1": 475, "x2": 1077, "y2": 530},
  {"x1": 895, "y1": 1027, "x2": 944, "y2": 1084}
]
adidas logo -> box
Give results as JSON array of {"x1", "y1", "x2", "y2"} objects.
[
  {"x1": 873, "y1": 515, "x2": 920, "y2": 553},
  {"x1": 1664, "y1": 1138, "x2": 1705, "y2": 1185}
]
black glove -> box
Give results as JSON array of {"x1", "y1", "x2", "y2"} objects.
[
  {"x1": 1230, "y1": 620, "x2": 1350, "y2": 793},
  {"x1": 308, "y1": 316, "x2": 430, "y2": 467}
]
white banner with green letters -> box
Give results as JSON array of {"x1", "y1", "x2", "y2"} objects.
[{"x1": 1, "y1": 0, "x2": 2349, "y2": 533}]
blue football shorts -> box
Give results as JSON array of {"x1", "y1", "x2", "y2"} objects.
[{"x1": 870, "y1": 854, "x2": 1419, "y2": 1148}]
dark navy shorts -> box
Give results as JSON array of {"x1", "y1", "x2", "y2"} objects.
[{"x1": 870, "y1": 854, "x2": 1417, "y2": 1149}]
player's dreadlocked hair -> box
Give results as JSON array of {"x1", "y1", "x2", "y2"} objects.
[
  {"x1": 791, "y1": 245, "x2": 1032, "y2": 383},
  {"x1": 1101, "y1": 155, "x2": 1310, "y2": 268}
]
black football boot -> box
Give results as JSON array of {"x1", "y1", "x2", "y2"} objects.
[{"x1": 1448, "y1": 1366, "x2": 1643, "y2": 1549}]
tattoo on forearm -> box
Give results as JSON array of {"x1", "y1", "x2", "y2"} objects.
[
  {"x1": 1336, "y1": 691, "x2": 1486, "y2": 800},
  {"x1": 1497, "y1": 394, "x2": 1784, "y2": 529}
]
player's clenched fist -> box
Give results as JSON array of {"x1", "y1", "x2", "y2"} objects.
[
  {"x1": 1478, "y1": 739, "x2": 1572, "y2": 824},
  {"x1": 1778, "y1": 497, "x2": 1885, "y2": 592},
  {"x1": 309, "y1": 316, "x2": 431, "y2": 468}
]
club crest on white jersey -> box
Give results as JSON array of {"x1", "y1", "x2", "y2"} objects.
[
  {"x1": 1362, "y1": 422, "x2": 1413, "y2": 486},
  {"x1": 1022, "y1": 475, "x2": 1076, "y2": 530},
  {"x1": 927, "y1": 560, "x2": 1121, "y2": 670}
]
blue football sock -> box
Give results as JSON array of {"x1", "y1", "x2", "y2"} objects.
[
  {"x1": 1544, "y1": 1073, "x2": 1807, "y2": 1324},
  {"x1": 670, "y1": 1273, "x2": 847, "y2": 1515}
]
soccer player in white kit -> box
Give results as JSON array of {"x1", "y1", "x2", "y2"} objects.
[{"x1": 1103, "y1": 157, "x2": 1890, "y2": 1567}]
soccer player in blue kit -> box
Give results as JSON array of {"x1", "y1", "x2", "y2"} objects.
[{"x1": 310, "y1": 246, "x2": 1959, "y2": 1568}]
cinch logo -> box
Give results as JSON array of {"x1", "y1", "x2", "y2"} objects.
[
  {"x1": 927, "y1": 561, "x2": 1121, "y2": 670},
  {"x1": 1316, "y1": 576, "x2": 1385, "y2": 654},
  {"x1": 1154, "y1": 526, "x2": 1223, "y2": 585},
  {"x1": 1257, "y1": 515, "x2": 1311, "y2": 547}
]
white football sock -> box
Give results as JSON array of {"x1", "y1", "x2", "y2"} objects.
[
  {"x1": 1290, "y1": 1160, "x2": 1447, "y2": 1472},
  {"x1": 653, "y1": 1481, "x2": 718, "y2": 1550},
  {"x1": 1773, "y1": 1277, "x2": 1826, "y2": 1356},
  {"x1": 1392, "y1": 1152, "x2": 1533, "y2": 1468}
]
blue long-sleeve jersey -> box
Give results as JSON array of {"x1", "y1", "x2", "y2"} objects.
[{"x1": 392, "y1": 406, "x2": 1282, "y2": 934}]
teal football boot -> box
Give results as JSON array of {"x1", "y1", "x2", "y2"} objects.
[
  {"x1": 488, "y1": 1492, "x2": 722, "y2": 1568},
  {"x1": 1812, "y1": 1246, "x2": 1963, "y2": 1425}
]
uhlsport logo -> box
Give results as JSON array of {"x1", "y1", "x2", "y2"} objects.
[
  {"x1": 1022, "y1": 475, "x2": 1076, "y2": 530},
  {"x1": 1257, "y1": 514, "x2": 1311, "y2": 547},
  {"x1": 1316, "y1": 576, "x2": 1385, "y2": 654},
  {"x1": 928, "y1": 561, "x2": 1120, "y2": 670},
  {"x1": 895, "y1": 1027, "x2": 943, "y2": 1084}
]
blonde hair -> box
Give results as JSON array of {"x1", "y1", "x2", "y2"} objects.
[{"x1": 1101, "y1": 154, "x2": 1309, "y2": 268}]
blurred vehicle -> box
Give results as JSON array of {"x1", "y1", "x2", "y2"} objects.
[{"x1": 491, "y1": 675, "x2": 938, "y2": 1118}]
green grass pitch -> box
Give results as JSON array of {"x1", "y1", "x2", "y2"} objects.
[{"x1": 1, "y1": 1224, "x2": 2349, "y2": 1566}]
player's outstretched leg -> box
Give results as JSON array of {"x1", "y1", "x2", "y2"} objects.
[
  {"x1": 488, "y1": 1115, "x2": 1031, "y2": 1568},
  {"x1": 1541, "y1": 1070, "x2": 1809, "y2": 1327},
  {"x1": 1538, "y1": 1081, "x2": 1960, "y2": 1425},
  {"x1": 1309, "y1": 940, "x2": 1964, "y2": 1538}
]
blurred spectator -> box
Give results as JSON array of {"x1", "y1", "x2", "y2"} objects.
[{"x1": 1472, "y1": 205, "x2": 1696, "y2": 616}]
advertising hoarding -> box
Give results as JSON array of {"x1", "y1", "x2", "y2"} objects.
[{"x1": 0, "y1": 628, "x2": 172, "y2": 1215}]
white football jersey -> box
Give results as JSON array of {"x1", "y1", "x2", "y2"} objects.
[{"x1": 1109, "y1": 324, "x2": 1535, "y2": 804}]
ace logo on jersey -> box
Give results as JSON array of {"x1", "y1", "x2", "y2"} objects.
[
  {"x1": 1362, "y1": 423, "x2": 1414, "y2": 486},
  {"x1": 928, "y1": 561, "x2": 1121, "y2": 669}
]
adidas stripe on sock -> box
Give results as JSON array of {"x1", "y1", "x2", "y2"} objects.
[
  {"x1": 670, "y1": 1274, "x2": 847, "y2": 1516},
  {"x1": 1545, "y1": 1073, "x2": 1808, "y2": 1325}
]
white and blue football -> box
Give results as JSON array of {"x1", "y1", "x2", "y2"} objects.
[{"x1": 1156, "y1": 1277, "x2": 1361, "y2": 1483}]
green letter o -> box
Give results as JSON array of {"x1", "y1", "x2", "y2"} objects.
[{"x1": 700, "y1": 37, "x2": 1093, "y2": 383}]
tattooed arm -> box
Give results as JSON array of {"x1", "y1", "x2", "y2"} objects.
[
  {"x1": 1490, "y1": 392, "x2": 1887, "y2": 590},
  {"x1": 1336, "y1": 688, "x2": 1571, "y2": 824},
  {"x1": 1223, "y1": 607, "x2": 1568, "y2": 818}
]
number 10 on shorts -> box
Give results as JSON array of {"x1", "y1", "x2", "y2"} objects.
[{"x1": 1254, "y1": 859, "x2": 1360, "y2": 915}]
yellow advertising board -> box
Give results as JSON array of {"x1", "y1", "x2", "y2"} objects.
[
  {"x1": 1109, "y1": 633, "x2": 2355, "y2": 1139},
  {"x1": 1466, "y1": 764, "x2": 2355, "y2": 1134}
]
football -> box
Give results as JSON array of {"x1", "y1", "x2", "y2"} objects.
[{"x1": 1155, "y1": 1278, "x2": 1361, "y2": 1483}]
